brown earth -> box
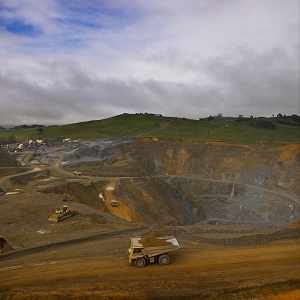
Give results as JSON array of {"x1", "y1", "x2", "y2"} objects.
[
  {"x1": 1, "y1": 233, "x2": 299, "y2": 300},
  {"x1": 60, "y1": 140, "x2": 300, "y2": 226},
  {"x1": 0, "y1": 139, "x2": 300, "y2": 299},
  {"x1": 138, "y1": 235, "x2": 173, "y2": 247}
]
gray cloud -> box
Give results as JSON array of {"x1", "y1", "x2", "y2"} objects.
[
  {"x1": 1, "y1": 42, "x2": 299, "y2": 126},
  {"x1": 201, "y1": 46, "x2": 299, "y2": 116},
  {"x1": 0, "y1": 0, "x2": 299, "y2": 125}
]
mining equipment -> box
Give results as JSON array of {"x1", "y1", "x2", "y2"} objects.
[
  {"x1": 0, "y1": 236, "x2": 13, "y2": 253},
  {"x1": 73, "y1": 171, "x2": 82, "y2": 176},
  {"x1": 128, "y1": 236, "x2": 179, "y2": 268},
  {"x1": 48, "y1": 205, "x2": 78, "y2": 222},
  {"x1": 111, "y1": 199, "x2": 118, "y2": 207}
]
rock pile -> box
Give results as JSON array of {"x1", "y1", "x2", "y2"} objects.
[{"x1": 138, "y1": 236, "x2": 172, "y2": 247}]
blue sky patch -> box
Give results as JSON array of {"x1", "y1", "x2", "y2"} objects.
[{"x1": 3, "y1": 20, "x2": 39, "y2": 36}]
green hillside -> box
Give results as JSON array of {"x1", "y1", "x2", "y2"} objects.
[{"x1": 1, "y1": 113, "x2": 299, "y2": 147}]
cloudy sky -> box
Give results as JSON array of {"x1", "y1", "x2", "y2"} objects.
[{"x1": 0, "y1": 0, "x2": 299, "y2": 126}]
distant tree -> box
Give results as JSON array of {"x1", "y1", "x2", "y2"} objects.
[
  {"x1": 249, "y1": 120, "x2": 276, "y2": 130},
  {"x1": 207, "y1": 115, "x2": 214, "y2": 121},
  {"x1": 277, "y1": 113, "x2": 283, "y2": 118},
  {"x1": 291, "y1": 114, "x2": 300, "y2": 123},
  {"x1": 276, "y1": 115, "x2": 300, "y2": 126},
  {"x1": 249, "y1": 115, "x2": 254, "y2": 126},
  {"x1": 37, "y1": 127, "x2": 44, "y2": 135},
  {"x1": 14, "y1": 124, "x2": 43, "y2": 129}
]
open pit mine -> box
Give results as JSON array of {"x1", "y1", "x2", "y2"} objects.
[{"x1": 0, "y1": 138, "x2": 299, "y2": 299}]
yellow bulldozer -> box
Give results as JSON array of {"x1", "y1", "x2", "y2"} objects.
[
  {"x1": 48, "y1": 205, "x2": 78, "y2": 222},
  {"x1": 0, "y1": 236, "x2": 13, "y2": 253}
]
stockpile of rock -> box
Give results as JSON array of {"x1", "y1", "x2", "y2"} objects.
[
  {"x1": 174, "y1": 225, "x2": 300, "y2": 246},
  {"x1": 138, "y1": 236, "x2": 172, "y2": 247}
]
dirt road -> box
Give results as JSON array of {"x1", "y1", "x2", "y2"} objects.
[{"x1": 1, "y1": 234, "x2": 299, "y2": 300}]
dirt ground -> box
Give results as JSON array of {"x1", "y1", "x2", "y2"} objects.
[
  {"x1": 1, "y1": 232, "x2": 300, "y2": 300},
  {"x1": 1, "y1": 140, "x2": 300, "y2": 299}
]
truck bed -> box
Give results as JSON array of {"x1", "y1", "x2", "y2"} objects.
[{"x1": 130, "y1": 236, "x2": 179, "y2": 257}]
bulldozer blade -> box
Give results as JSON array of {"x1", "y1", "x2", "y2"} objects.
[
  {"x1": 48, "y1": 215, "x2": 59, "y2": 222},
  {"x1": 0, "y1": 242, "x2": 13, "y2": 253},
  {"x1": 0, "y1": 236, "x2": 13, "y2": 253}
]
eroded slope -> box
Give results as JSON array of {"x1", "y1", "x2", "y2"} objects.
[{"x1": 61, "y1": 140, "x2": 300, "y2": 226}]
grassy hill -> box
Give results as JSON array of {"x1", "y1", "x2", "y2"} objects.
[{"x1": 0, "y1": 113, "x2": 299, "y2": 147}]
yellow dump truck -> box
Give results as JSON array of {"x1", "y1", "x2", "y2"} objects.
[
  {"x1": 48, "y1": 205, "x2": 78, "y2": 222},
  {"x1": 110, "y1": 200, "x2": 118, "y2": 207},
  {"x1": 128, "y1": 236, "x2": 179, "y2": 268},
  {"x1": 0, "y1": 236, "x2": 13, "y2": 253},
  {"x1": 73, "y1": 171, "x2": 82, "y2": 176}
]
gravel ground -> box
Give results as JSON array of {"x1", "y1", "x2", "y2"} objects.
[{"x1": 135, "y1": 224, "x2": 300, "y2": 247}]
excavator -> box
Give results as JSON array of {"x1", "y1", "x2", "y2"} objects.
[
  {"x1": 48, "y1": 205, "x2": 78, "y2": 222},
  {"x1": 0, "y1": 236, "x2": 13, "y2": 253}
]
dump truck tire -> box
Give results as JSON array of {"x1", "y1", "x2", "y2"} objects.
[
  {"x1": 158, "y1": 254, "x2": 170, "y2": 266},
  {"x1": 134, "y1": 257, "x2": 146, "y2": 268}
]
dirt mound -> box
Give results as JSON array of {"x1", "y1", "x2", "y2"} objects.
[
  {"x1": 68, "y1": 145, "x2": 119, "y2": 162},
  {"x1": 174, "y1": 225, "x2": 300, "y2": 246},
  {"x1": 0, "y1": 149, "x2": 20, "y2": 167},
  {"x1": 40, "y1": 181, "x2": 108, "y2": 211},
  {"x1": 291, "y1": 220, "x2": 300, "y2": 228},
  {"x1": 138, "y1": 236, "x2": 172, "y2": 247},
  {"x1": 0, "y1": 150, "x2": 30, "y2": 177},
  {"x1": 64, "y1": 138, "x2": 135, "y2": 164}
]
